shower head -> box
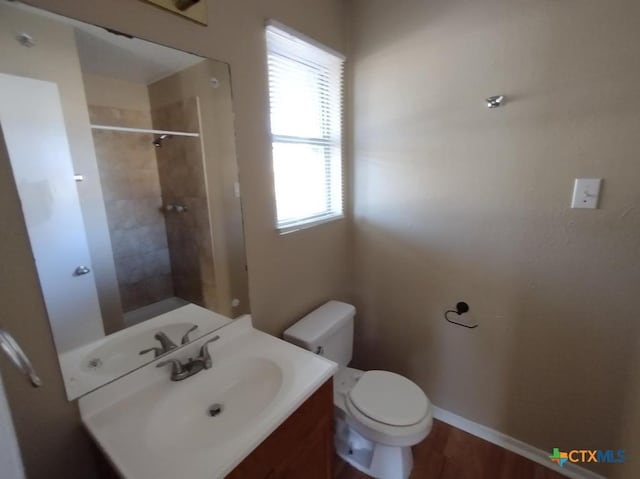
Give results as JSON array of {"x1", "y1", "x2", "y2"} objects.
[{"x1": 152, "y1": 134, "x2": 172, "y2": 147}]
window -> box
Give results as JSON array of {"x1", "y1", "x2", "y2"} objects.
[{"x1": 266, "y1": 22, "x2": 345, "y2": 233}]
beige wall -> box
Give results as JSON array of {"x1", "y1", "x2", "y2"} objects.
[
  {"x1": 613, "y1": 334, "x2": 640, "y2": 478},
  {"x1": 83, "y1": 72, "x2": 151, "y2": 111},
  {"x1": 3, "y1": 0, "x2": 348, "y2": 477},
  {"x1": 348, "y1": 0, "x2": 640, "y2": 476}
]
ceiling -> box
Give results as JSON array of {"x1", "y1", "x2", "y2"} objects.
[
  {"x1": 73, "y1": 24, "x2": 204, "y2": 85},
  {"x1": 14, "y1": 1, "x2": 204, "y2": 85}
]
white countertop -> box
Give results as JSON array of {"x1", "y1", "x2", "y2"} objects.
[{"x1": 79, "y1": 316, "x2": 337, "y2": 479}]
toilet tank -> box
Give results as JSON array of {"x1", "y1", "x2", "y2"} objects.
[{"x1": 283, "y1": 301, "x2": 355, "y2": 368}]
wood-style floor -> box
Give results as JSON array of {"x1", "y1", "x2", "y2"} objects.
[{"x1": 334, "y1": 419, "x2": 568, "y2": 479}]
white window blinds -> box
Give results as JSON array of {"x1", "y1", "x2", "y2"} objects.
[{"x1": 266, "y1": 23, "x2": 345, "y2": 232}]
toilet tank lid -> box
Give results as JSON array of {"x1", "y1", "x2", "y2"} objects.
[{"x1": 283, "y1": 300, "x2": 355, "y2": 346}]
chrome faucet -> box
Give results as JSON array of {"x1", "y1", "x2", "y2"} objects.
[
  {"x1": 139, "y1": 326, "x2": 200, "y2": 358},
  {"x1": 156, "y1": 335, "x2": 220, "y2": 381},
  {"x1": 139, "y1": 331, "x2": 178, "y2": 358},
  {"x1": 198, "y1": 335, "x2": 219, "y2": 369},
  {"x1": 139, "y1": 346, "x2": 163, "y2": 358},
  {"x1": 181, "y1": 324, "x2": 198, "y2": 345},
  {"x1": 154, "y1": 331, "x2": 177, "y2": 353}
]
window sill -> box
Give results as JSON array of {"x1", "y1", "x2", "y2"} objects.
[{"x1": 277, "y1": 214, "x2": 344, "y2": 235}]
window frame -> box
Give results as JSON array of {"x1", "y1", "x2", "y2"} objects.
[{"x1": 266, "y1": 21, "x2": 345, "y2": 234}]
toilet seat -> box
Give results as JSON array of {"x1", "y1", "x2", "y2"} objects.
[
  {"x1": 347, "y1": 371, "x2": 428, "y2": 427},
  {"x1": 339, "y1": 368, "x2": 433, "y2": 448}
]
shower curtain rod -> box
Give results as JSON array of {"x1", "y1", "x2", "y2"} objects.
[{"x1": 90, "y1": 124, "x2": 200, "y2": 137}]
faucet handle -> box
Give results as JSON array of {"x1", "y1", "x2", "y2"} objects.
[
  {"x1": 198, "y1": 335, "x2": 220, "y2": 369},
  {"x1": 181, "y1": 325, "x2": 199, "y2": 345},
  {"x1": 156, "y1": 358, "x2": 184, "y2": 376},
  {"x1": 139, "y1": 347, "x2": 163, "y2": 357}
]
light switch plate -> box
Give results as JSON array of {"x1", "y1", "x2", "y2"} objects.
[{"x1": 571, "y1": 178, "x2": 602, "y2": 209}]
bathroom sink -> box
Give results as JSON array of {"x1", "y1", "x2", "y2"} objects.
[
  {"x1": 145, "y1": 357, "x2": 283, "y2": 452},
  {"x1": 79, "y1": 316, "x2": 337, "y2": 479}
]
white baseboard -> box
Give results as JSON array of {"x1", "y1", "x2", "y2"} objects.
[{"x1": 431, "y1": 406, "x2": 607, "y2": 479}]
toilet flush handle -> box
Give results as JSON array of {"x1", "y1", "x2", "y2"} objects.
[{"x1": 315, "y1": 346, "x2": 324, "y2": 356}]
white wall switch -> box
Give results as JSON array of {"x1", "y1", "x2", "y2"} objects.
[{"x1": 571, "y1": 178, "x2": 602, "y2": 209}]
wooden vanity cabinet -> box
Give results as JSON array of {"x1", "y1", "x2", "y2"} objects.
[{"x1": 226, "y1": 379, "x2": 334, "y2": 479}]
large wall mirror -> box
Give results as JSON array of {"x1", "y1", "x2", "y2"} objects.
[{"x1": 0, "y1": 1, "x2": 249, "y2": 399}]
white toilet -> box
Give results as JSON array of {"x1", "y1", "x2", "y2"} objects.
[{"x1": 283, "y1": 301, "x2": 433, "y2": 479}]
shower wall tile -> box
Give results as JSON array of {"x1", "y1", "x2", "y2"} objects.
[
  {"x1": 142, "y1": 248, "x2": 172, "y2": 277},
  {"x1": 143, "y1": 274, "x2": 174, "y2": 303},
  {"x1": 105, "y1": 199, "x2": 138, "y2": 230},
  {"x1": 91, "y1": 105, "x2": 174, "y2": 313},
  {"x1": 89, "y1": 106, "x2": 152, "y2": 129},
  {"x1": 151, "y1": 97, "x2": 217, "y2": 311},
  {"x1": 129, "y1": 169, "x2": 161, "y2": 199},
  {"x1": 137, "y1": 224, "x2": 169, "y2": 252},
  {"x1": 110, "y1": 229, "x2": 138, "y2": 258},
  {"x1": 119, "y1": 284, "x2": 146, "y2": 312},
  {"x1": 134, "y1": 197, "x2": 164, "y2": 226},
  {"x1": 114, "y1": 255, "x2": 146, "y2": 285},
  {"x1": 98, "y1": 170, "x2": 130, "y2": 201}
]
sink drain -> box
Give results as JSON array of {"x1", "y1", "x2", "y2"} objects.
[
  {"x1": 207, "y1": 403, "x2": 223, "y2": 418},
  {"x1": 86, "y1": 358, "x2": 102, "y2": 370}
]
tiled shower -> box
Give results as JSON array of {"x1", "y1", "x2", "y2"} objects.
[
  {"x1": 152, "y1": 98, "x2": 217, "y2": 310},
  {"x1": 90, "y1": 95, "x2": 216, "y2": 320}
]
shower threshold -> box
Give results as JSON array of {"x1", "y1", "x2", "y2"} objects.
[{"x1": 123, "y1": 297, "x2": 189, "y2": 327}]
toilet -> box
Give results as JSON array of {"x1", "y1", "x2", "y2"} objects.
[{"x1": 283, "y1": 301, "x2": 433, "y2": 479}]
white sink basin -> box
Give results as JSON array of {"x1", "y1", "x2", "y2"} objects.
[
  {"x1": 79, "y1": 316, "x2": 337, "y2": 479},
  {"x1": 145, "y1": 357, "x2": 283, "y2": 452}
]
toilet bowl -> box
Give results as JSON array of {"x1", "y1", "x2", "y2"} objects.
[
  {"x1": 333, "y1": 367, "x2": 432, "y2": 479},
  {"x1": 283, "y1": 301, "x2": 433, "y2": 479}
]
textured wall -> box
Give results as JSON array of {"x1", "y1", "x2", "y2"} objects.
[
  {"x1": 613, "y1": 334, "x2": 640, "y2": 478},
  {"x1": 348, "y1": 0, "x2": 640, "y2": 476}
]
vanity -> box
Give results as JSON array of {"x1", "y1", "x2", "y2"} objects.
[
  {"x1": 79, "y1": 317, "x2": 337, "y2": 479},
  {"x1": 226, "y1": 380, "x2": 333, "y2": 479}
]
